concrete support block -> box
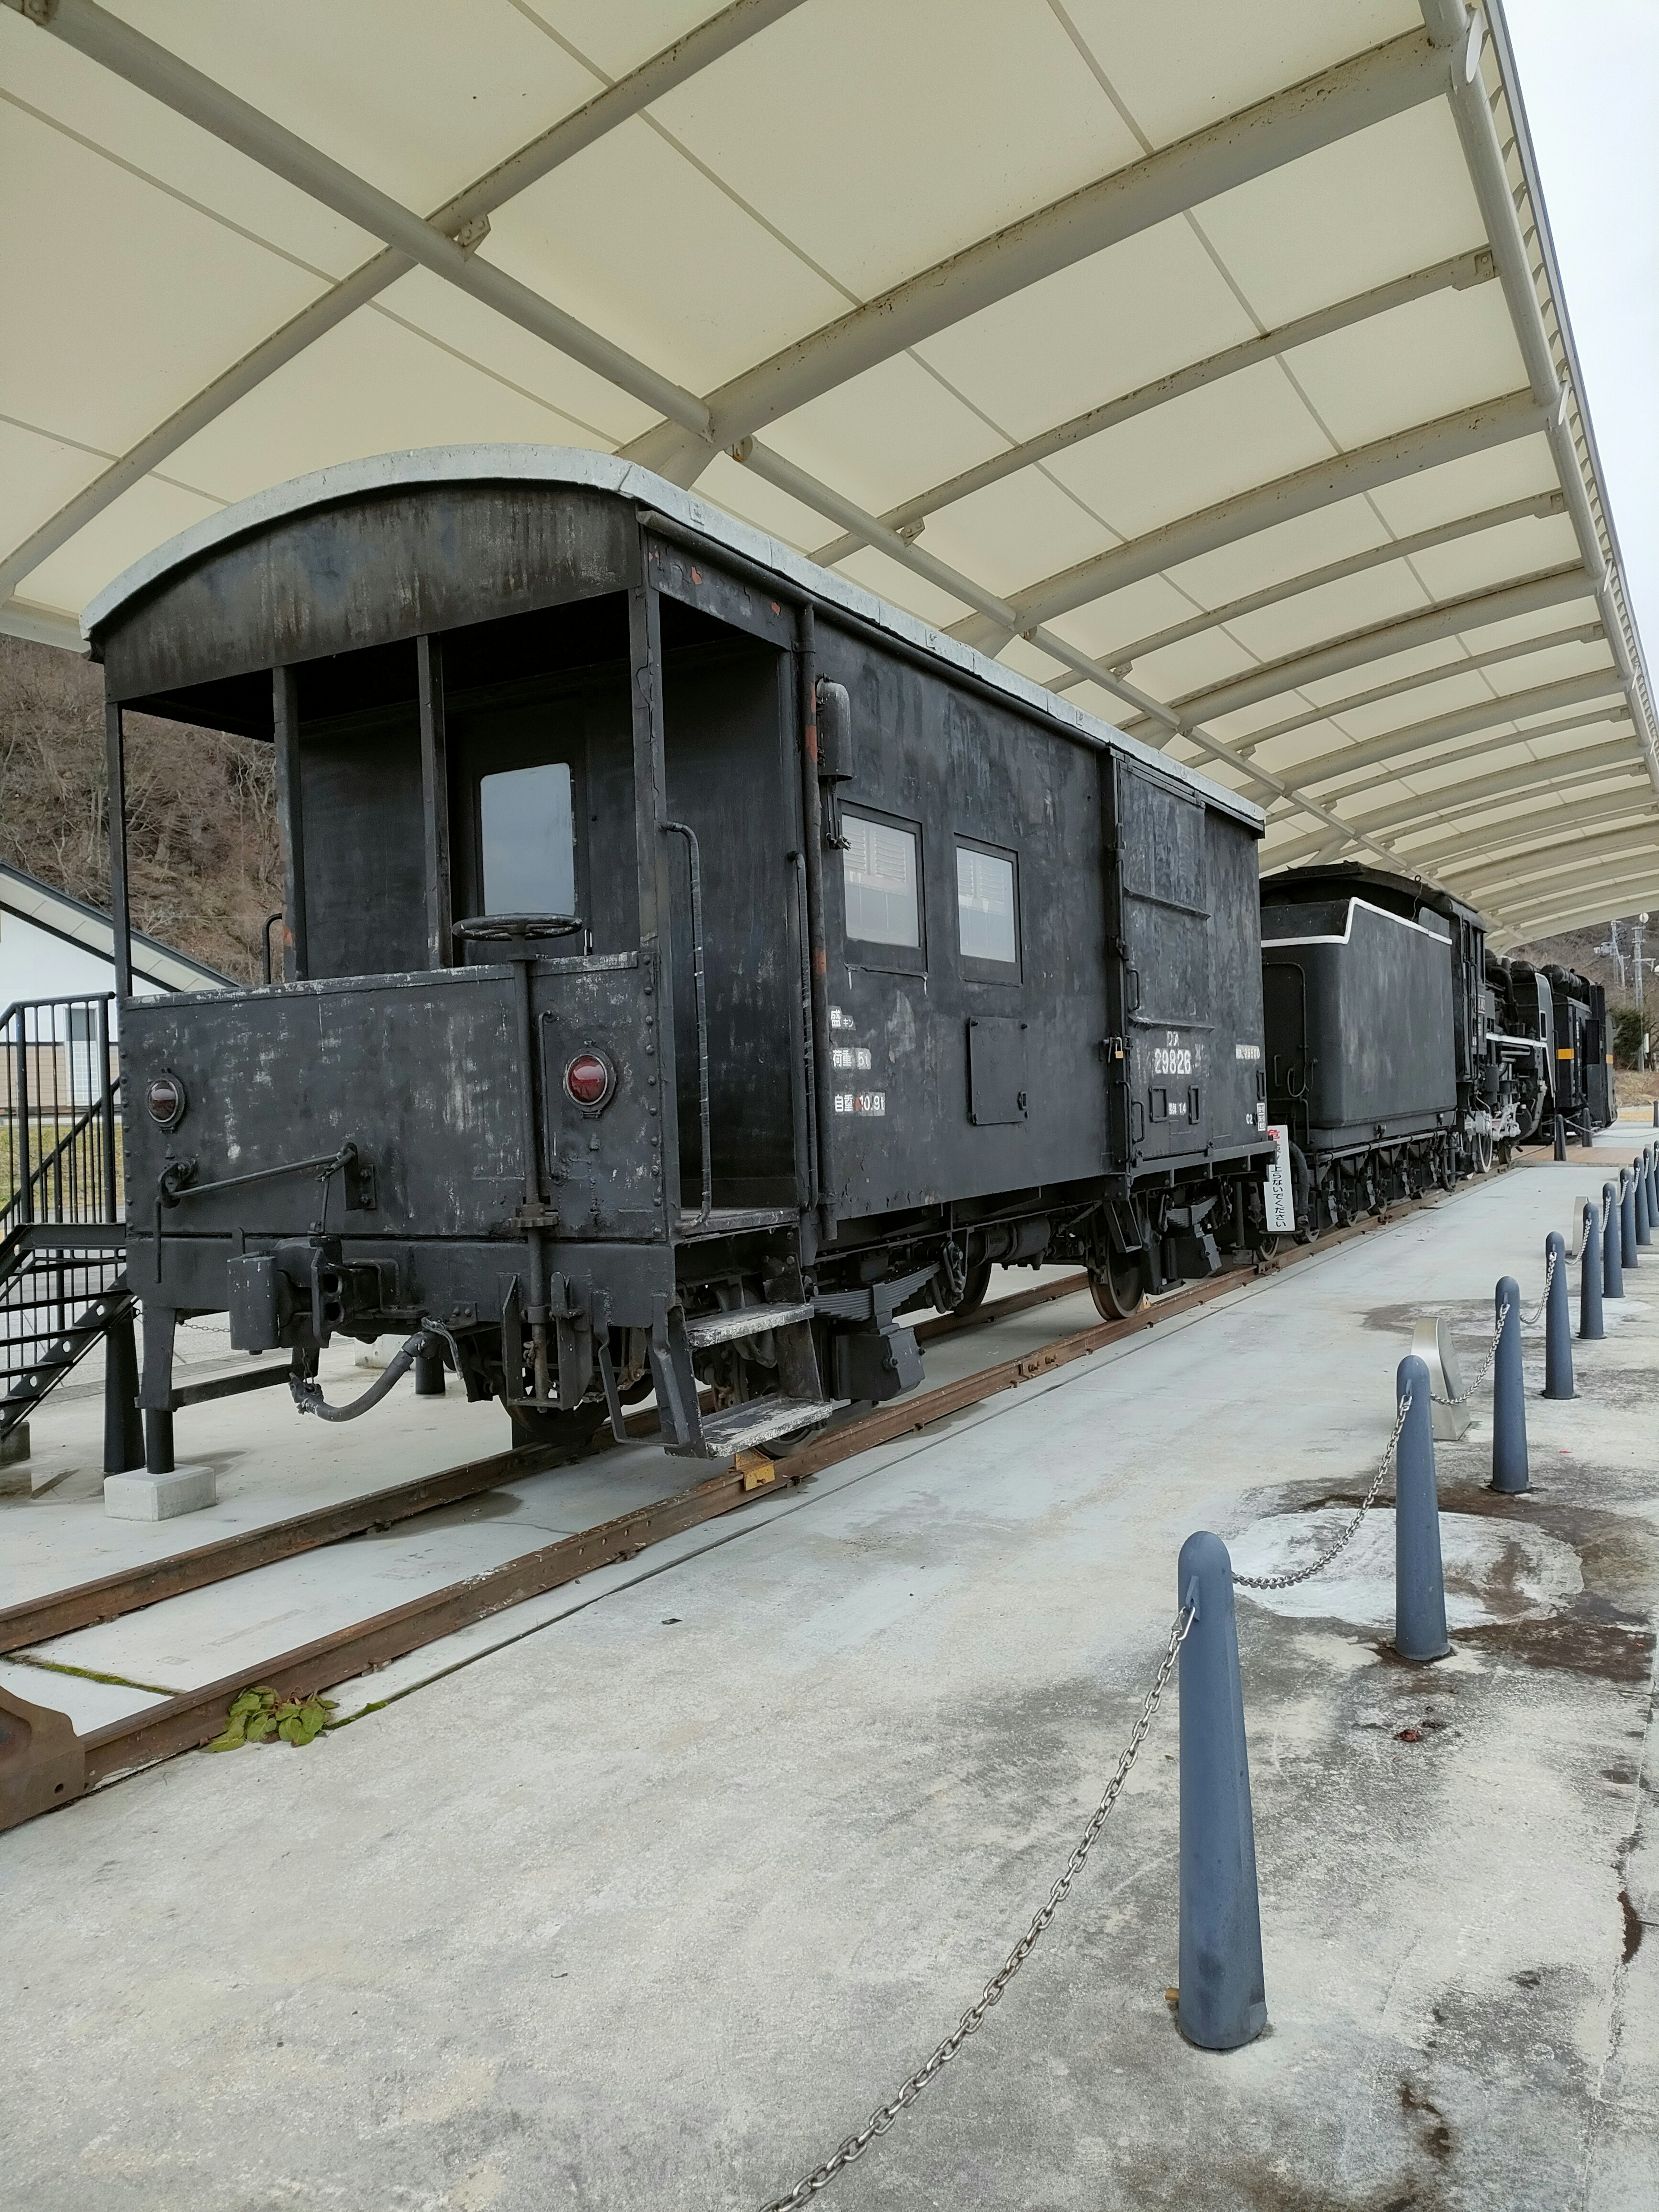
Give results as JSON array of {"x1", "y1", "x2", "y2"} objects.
[
  {"x1": 0, "y1": 1423, "x2": 29, "y2": 1497},
  {"x1": 1177, "y1": 1530, "x2": 1266, "y2": 2052},
  {"x1": 104, "y1": 1464, "x2": 217, "y2": 1521},
  {"x1": 1395, "y1": 1355, "x2": 1450, "y2": 1662}
]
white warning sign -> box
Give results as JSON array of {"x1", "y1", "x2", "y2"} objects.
[{"x1": 1263, "y1": 1124, "x2": 1295, "y2": 1233}]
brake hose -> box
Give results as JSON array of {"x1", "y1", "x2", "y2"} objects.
[{"x1": 291, "y1": 1326, "x2": 437, "y2": 1422}]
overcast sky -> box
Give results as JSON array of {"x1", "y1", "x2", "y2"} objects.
[{"x1": 1503, "y1": 1, "x2": 1659, "y2": 677}]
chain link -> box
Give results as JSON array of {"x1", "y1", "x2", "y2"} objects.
[
  {"x1": 1428, "y1": 1298, "x2": 1511, "y2": 1406},
  {"x1": 1518, "y1": 1243, "x2": 1557, "y2": 1328},
  {"x1": 1231, "y1": 1390, "x2": 1411, "y2": 1592},
  {"x1": 755, "y1": 1603, "x2": 1195, "y2": 2212}
]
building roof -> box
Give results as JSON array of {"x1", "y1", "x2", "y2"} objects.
[
  {"x1": 0, "y1": 860, "x2": 234, "y2": 997},
  {"x1": 3, "y1": 0, "x2": 1655, "y2": 944}
]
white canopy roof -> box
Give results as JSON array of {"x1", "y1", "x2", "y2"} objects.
[{"x1": 3, "y1": 0, "x2": 1655, "y2": 946}]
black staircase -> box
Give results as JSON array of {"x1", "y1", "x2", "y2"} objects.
[{"x1": 2, "y1": 994, "x2": 134, "y2": 1453}]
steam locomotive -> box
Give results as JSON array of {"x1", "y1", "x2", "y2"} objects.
[{"x1": 1260, "y1": 863, "x2": 1615, "y2": 1236}]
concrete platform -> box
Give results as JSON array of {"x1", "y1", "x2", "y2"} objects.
[{"x1": 1, "y1": 1139, "x2": 1655, "y2": 2210}]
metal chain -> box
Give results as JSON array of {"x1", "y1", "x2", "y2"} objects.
[
  {"x1": 1518, "y1": 1243, "x2": 1557, "y2": 1328},
  {"x1": 1232, "y1": 1391, "x2": 1411, "y2": 1592},
  {"x1": 755, "y1": 1604, "x2": 1195, "y2": 2212},
  {"x1": 1428, "y1": 1298, "x2": 1511, "y2": 1406}
]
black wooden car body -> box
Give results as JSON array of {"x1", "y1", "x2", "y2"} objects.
[{"x1": 87, "y1": 451, "x2": 1275, "y2": 1467}]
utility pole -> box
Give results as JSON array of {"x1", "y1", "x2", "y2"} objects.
[
  {"x1": 1636, "y1": 912, "x2": 1649, "y2": 1071},
  {"x1": 1597, "y1": 918, "x2": 1627, "y2": 990}
]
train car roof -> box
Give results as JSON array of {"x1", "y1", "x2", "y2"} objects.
[
  {"x1": 1261, "y1": 858, "x2": 1482, "y2": 931},
  {"x1": 80, "y1": 447, "x2": 1262, "y2": 832}
]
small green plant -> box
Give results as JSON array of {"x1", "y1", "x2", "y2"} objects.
[{"x1": 207, "y1": 1684, "x2": 336, "y2": 1751}]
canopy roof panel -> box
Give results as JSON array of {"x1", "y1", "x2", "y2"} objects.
[{"x1": 3, "y1": 0, "x2": 1653, "y2": 943}]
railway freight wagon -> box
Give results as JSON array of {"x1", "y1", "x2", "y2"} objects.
[
  {"x1": 86, "y1": 450, "x2": 1276, "y2": 1473},
  {"x1": 1259, "y1": 863, "x2": 1519, "y2": 1232}
]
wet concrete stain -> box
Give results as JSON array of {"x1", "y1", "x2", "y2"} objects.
[
  {"x1": 1619, "y1": 1888, "x2": 1644, "y2": 1963},
  {"x1": 1398, "y1": 2079, "x2": 1453, "y2": 2162}
]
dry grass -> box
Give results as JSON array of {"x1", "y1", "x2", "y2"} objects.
[{"x1": 0, "y1": 636, "x2": 281, "y2": 985}]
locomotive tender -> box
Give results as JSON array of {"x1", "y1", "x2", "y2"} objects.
[
  {"x1": 1260, "y1": 862, "x2": 1615, "y2": 1236},
  {"x1": 87, "y1": 450, "x2": 1278, "y2": 1471}
]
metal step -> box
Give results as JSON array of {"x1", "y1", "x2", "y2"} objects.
[
  {"x1": 667, "y1": 1392, "x2": 835, "y2": 1459},
  {"x1": 683, "y1": 1300, "x2": 814, "y2": 1349}
]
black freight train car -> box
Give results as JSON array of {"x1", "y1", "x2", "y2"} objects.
[
  {"x1": 86, "y1": 451, "x2": 1276, "y2": 1473},
  {"x1": 1259, "y1": 863, "x2": 1516, "y2": 1230}
]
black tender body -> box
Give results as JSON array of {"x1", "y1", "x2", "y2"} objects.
[
  {"x1": 1260, "y1": 864, "x2": 1501, "y2": 1225},
  {"x1": 92, "y1": 455, "x2": 1276, "y2": 1467}
]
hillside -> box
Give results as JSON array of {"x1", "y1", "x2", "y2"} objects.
[{"x1": 0, "y1": 634, "x2": 280, "y2": 985}]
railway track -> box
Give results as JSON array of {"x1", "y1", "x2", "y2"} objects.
[{"x1": 0, "y1": 1173, "x2": 1514, "y2": 1833}]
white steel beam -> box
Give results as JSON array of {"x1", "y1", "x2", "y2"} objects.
[
  {"x1": 808, "y1": 248, "x2": 1496, "y2": 566},
  {"x1": 953, "y1": 392, "x2": 1547, "y2": 652},
  {"x1": 1223, "y1": 623, "x2": 1603, "y2": 758},
  {"x1": 728, "y1": 440, "x2": 1444, "y2": 876},
  {"x1": 1113, "y1": 561, "x2": 1592, "y2": 737},
  {"x1": 1262, "y1": 671, "x2": 1628, "y2": 795},
  {"x1": 1423, "y1": 0, "x2": 1659, "y2": 799},
  {"x1": 1263, "y1": 741, "x2": 1646, "y2": 870},
  {"x1": 1492, "y1": 874, "x2": 1659, "y2": 936},
  {"x1": 1455, "y1": 825, "x2": 1659, "y2": 902},
  {"x1": 0, "y1": 0, "x2": 804, "y2": 601},
  {"x1": 1045, "y1": 492, "x2": 1566, "y2": 687},
  {"x1": 10, "y1": 0, "x2": 715, "y2": 454},
  {"x1": 0, "y1": 595, "x2": 86, "y2": 652},
  {"x1": 1289, "y1": 708, "x2": 1635, "y2": 820},
  {"x1": 623, "y1": 28, "x2": 1455, "y2": 481},
  {"x1": 1400, "y1": 785, "x2": 1659, "y2": 871}
]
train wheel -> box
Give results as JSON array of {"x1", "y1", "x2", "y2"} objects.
[
  {"x1": 1090, "y1": 1248, "x2": 1147, "y2": 1319},
  {"x1": 1472, "y1": 1130, "x2": 1494, "y2": 1176},
  {"x1": 947, "y1": 1259, "x2": 994, "y2": 1317}
]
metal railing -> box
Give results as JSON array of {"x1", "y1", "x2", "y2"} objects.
[{"x1": 1, "y1": 992, "x2": 124, "y2": 1237}]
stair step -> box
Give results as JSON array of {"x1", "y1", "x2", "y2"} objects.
[
  {"x1": 683, "y1": 1300, "x2": 814, "y2": 1349},
  {"x1": 668, "y1": 1392, "x2": 835, "y2": 1459}
]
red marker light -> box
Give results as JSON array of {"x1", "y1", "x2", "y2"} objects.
[
  {"x1": 146, "y1": 1073, "x2": 185, "y2": 1127},
  {"x1": 565, "y1": 1052, "x2": 612, "y2": 1109}
]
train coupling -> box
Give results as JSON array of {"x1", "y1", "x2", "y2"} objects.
[{"x1": 226, "y1": 1238, "x2": 396, "y2": 1357}]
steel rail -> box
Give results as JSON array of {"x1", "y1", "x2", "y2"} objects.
[
  {"x1": 0, "y1": 1275, "x2": 1090, "y2": 1653},
  {"x1": 0, "y1": 1170, "x2": 1514, "y2": 1831}
]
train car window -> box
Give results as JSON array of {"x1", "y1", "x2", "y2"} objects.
[
  {"x1": 956, "y1": 840, "x2": 1019, "y2": 973},
  {"x1": 842, "y1": 809, "x2": 922, "y2": 953},
  {"x1": 479, "y1": 762, "x2": 575, "y2": 917}
]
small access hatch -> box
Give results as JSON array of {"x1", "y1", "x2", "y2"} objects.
[{"x1": 967, "y1": 1017, "x2": 1028, "y2": 1125}]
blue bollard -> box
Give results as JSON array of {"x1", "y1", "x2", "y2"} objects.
[
  {"x1": 1177, "y1": 1531, "x2": 1266, "y2": 2052},
  {"x1": 1581, "y1": 1201, "x2": 1605, "y2": 1340},
  {"x1": 1543, "y1": 1231, "x2": 1573, "y2": 1399},
  {"x1": 1552, "y1": 1115, "x2": 1567, "y2": 1161},
  {"x1": 1395, "y1": 1355, "x2": 1450, "y2": 1662},
  {"x1": 1621, "y1": 1169, "x2": 1639, "y2": 1268},
  {"x1": 1603, "y1": 1182, "x2": 1624, "y2": 1299},
  {"x1": 1640, "y1": 1148, "x2": 1655, "y2": 1240},
  {"x1": 1492, "y1": 1276, "x2": 1529, "y2": 1493}
]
